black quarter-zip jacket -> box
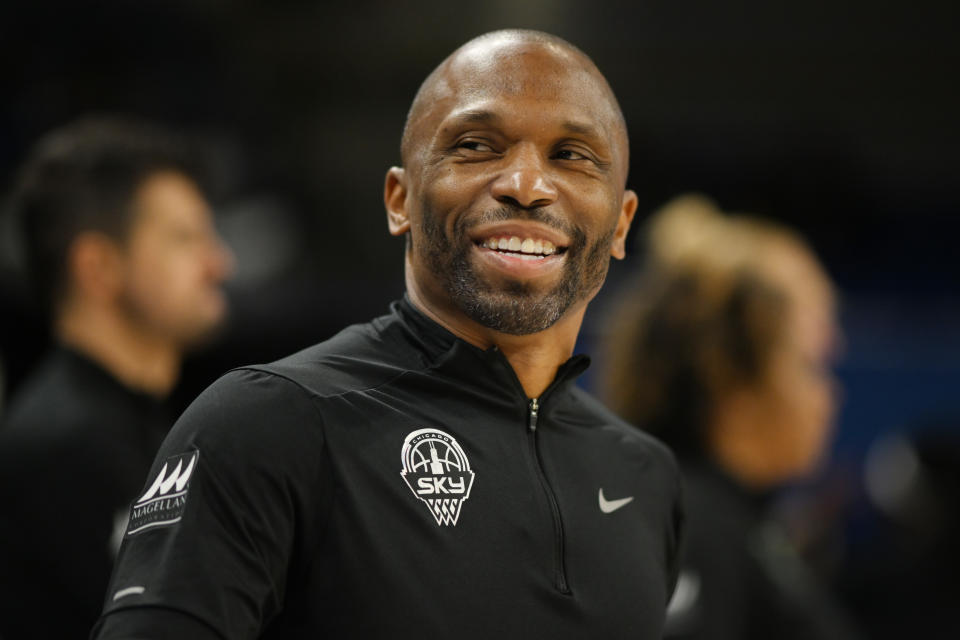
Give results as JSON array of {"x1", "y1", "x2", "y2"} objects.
[{"x1": 94, "y1": 298, "x2": 684, "y2": 640}]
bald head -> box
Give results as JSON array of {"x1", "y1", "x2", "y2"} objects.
[
  {"x1": 400, "y1": 30, "x2": 629, "y2": 182},
  {"x1": 383, "y1": 29, "x2": 639, "y2": 341}
]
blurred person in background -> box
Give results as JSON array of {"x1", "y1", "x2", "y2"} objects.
[
  {"x1": 0, "y1": 117, "x2": 233, "y2": 639},
  {"x1": 603, "y1": 195, "x2": 861, "y2": 639}
]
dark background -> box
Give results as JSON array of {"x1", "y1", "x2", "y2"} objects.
[{"x1": 1, "y1": 1, "x2": 957, "y2": 636}]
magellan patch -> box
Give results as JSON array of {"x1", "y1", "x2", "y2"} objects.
[
  {"x1": 126, "y1": 450, "x2": 198, "y2": 536},
  {"x1": 401, "y1": 428, "x2": 475, "y2": 526}
]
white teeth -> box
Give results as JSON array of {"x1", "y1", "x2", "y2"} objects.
[{"x1": 480, "y1": 236, "x2": 562, "y2": 256}]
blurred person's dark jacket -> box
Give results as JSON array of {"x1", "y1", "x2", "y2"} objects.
[
  {"x1": 0, "y1": 346, "x2": 168, "y2": 639},
  {"x1": 664, "y1": 461, "x2": 862, "y2": 640}
]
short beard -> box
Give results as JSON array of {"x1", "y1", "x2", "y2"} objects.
[
  {"x1": 117, "y1": 285, "x2": 226, "y2": 351},
  {"x1": 416, "y1": 205, "x2": 614, "y2": 336}
]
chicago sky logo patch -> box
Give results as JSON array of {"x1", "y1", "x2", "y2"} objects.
[
  {"x1": 126, "y1": 450, "x2": 198, "y2": 536},
  {"x1": 401, "y1": 429, "x2": 475, "y2": 526}
]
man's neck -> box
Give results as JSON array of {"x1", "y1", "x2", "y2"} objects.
[
  {"x1": 406, "y1": 280, "x2": 586, "y2": 399},
  {"x1": 492, "y1": 323, "x2": 582, "y2": 398},
  {"x1": 55, "y1": 303, "x2": 180, "y2": 398}
]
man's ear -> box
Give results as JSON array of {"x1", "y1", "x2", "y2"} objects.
[
  {"x1": 68, "y1": 231, "x2": 125, "y2": 302},
  {"x1": 610, "y1": 189, "x2": 638, "y2": 260},
  {"x1": 385, "y1": 167, "x2": 410, "y2": 236}
]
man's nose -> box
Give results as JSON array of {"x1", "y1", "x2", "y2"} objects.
[
  {"x1": 208, "y1": 234, "x2": 235, "y2": 282},
  {"x1": 490, "y1": 144, "x2": 558, "y2": 209}
]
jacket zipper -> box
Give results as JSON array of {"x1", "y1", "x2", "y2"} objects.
[{"x1": 527, "y1": 397, "x2": 571, "y2": 594}]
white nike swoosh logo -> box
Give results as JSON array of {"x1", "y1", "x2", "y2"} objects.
[{"x1": 598, "y1": 488, "x2": 634, "y2": 513}]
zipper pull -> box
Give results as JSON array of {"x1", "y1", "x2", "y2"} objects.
[{"x1": 528, "y1": 398, "x2": 539, "y2": 432}]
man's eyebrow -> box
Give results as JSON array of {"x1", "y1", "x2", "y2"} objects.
[
  {"x1": 445, "y1": 109, "x2": 501, "y2": 126},
  {"x1": 561, "y1": 120, "x2": 603, "y2": 140}
]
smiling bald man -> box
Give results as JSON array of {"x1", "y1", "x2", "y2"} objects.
[{"x1": 93, "y1": 30, "x2": 684, "y2": 640}]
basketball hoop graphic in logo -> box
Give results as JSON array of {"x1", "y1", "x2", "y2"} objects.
[{"x1": 401, "y1": 428, "x2": 475, "y2": 526}]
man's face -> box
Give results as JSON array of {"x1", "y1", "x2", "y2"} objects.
[
  {"x1": 390, "y1": 41, "x2": 636, "y2": 335},
  {"x1": 761, "y1": 243, "x2": 840, "y2": 478},
  {"x1": 119, "y1": 171, "x2": 233, "y2": 348}
]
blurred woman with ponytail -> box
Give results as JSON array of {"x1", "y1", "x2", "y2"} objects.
[{"x1": 603, "y1": 195, "x2": 860, "y2": 640}]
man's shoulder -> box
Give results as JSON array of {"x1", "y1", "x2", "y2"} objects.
[
  {"x1": 192, "y1": 311, "x2": 426, "y2": 418},
  {"x1": 155, "y1": 314, "x2": 430, "y2": 480},
  {"x1": 0, "y1": 353, "x2": 143, "y2": 484},
  {"x1": 247, "y1": 314, "x2": 428, "y2": 399},
  {"x1": 566, "y1": 385, "x2": 679, "y2": 469},
  {"x1": 2, "y1": 352, "x2": 104, "y2": 441}
]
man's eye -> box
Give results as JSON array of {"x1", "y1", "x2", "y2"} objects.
[
  {"x1": 554, "y1": 148, "x2": 590, "y2": 161},
  {"x1": 457, "y1": 140, "x2": 494, "y2": 152}
]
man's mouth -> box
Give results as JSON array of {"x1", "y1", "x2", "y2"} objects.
[{"x1": 476, "y1": 235, "x2": 566, "y2": 261}]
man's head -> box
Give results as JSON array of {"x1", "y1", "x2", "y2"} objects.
[
  {"x1": 385, "y1": 30, "x2": 636, "y2": 336},
  {"x1": 14, "y1": 117, "x2": 233, "y2": 349}
]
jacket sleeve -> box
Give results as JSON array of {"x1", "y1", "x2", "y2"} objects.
[{"x1": 92, "y1": 367, "x2": 331, "y2": 640}]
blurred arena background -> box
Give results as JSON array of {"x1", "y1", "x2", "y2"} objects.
[{"x1": 1, "y1": 1, "x2": 957, "y2": 636}]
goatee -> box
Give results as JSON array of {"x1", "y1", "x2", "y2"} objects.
[{"x1": 415, "y1": 206, "x2": 614, "y2": 335}]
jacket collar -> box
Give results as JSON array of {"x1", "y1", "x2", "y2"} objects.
[{"x1": 391, "y1": 295, "x2": 590, "y2": 402}]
